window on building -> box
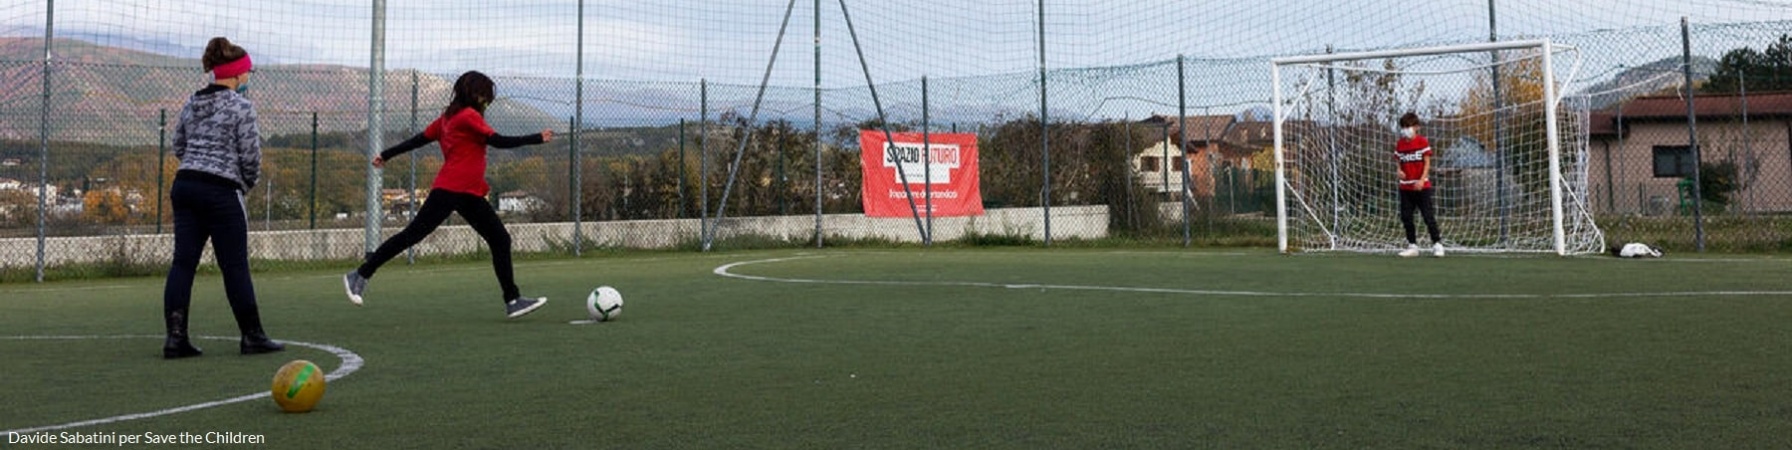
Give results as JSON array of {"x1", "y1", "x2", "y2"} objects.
[
  {"x1": 1140, "y1": 156, "x2": 1160, "y2": 172},
  {"x1": 1652, "y1": 145, "x2": 1694, "y2": 178},
  {"x1": 1172, "y1": 157, "x2": 1187, "y2": 172}
]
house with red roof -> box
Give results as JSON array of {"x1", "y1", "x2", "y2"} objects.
[{"x1": 1587, "y1": 91, "x2": 1792, "y2": 214}]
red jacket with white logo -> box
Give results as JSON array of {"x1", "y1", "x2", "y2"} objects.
[{"x1": 1395, "y1": 135, "x2": 1432, "y2": 191}]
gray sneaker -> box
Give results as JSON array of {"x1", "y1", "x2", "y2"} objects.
[
  {"x1": 343, "y1": 270, "x2": 368, "y2": 305},
  {"x1": 505, "y1": 296, "x2": 548, "y2": 319}
]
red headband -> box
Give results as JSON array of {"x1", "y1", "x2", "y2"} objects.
[{"x1": 212, "y1": 54, "x2": 253, "y2": 80}]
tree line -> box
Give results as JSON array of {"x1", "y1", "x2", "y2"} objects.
[{"x1": 0, "y1": 116, "x2": 1187, "y2": 237}]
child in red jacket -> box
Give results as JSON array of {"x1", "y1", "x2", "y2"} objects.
[
  {"x1": 1395, "y1": 112, "x2": 1444, "y2": 258},
  {"x1": 343, "y1": 71, "x2": 555, "y2": 318}
]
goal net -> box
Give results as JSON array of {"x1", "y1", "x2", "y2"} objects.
[{"x1": 1271, "y1": 40, "x2": 1604, "y2": 255}]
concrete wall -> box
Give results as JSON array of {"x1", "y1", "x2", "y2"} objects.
[{"x1": 0, "y1": 205, "x2": 1108, "y2": 267}]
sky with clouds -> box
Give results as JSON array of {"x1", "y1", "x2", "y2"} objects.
[
  {"x1": 3, "y1": 0, "x2": 1789, "y2": 122},
  {"x1": 5, "y1": 1, "x2": 1789, "y2": 82}
]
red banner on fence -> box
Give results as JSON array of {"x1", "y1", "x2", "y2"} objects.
[{"x1": 859, "y1": 131, "x2": 983, "y2": 218}]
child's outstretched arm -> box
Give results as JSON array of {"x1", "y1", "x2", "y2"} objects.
[
  {"x1": 488, "y1": 129, "x2": 553, "y2": 149},
  {"x1": 374, "y1": 133, "x2": 436, "y2": 168}
]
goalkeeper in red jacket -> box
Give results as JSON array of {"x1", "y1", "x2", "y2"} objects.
[{"x1": 1395, "y1": 112, "x2": 1443, "y2": 258}]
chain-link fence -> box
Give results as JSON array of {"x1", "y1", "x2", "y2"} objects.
[{"x1": 2, "y1": 1, "x2": 1790, "y2": 280}]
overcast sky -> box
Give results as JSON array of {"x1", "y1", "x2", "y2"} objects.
[
  {"x1": 6, "y1": 0, "x2": 1789, "y2": 82},
  {"x1": 3, "y1": 0, "x2": 1789, "y2": 122}
]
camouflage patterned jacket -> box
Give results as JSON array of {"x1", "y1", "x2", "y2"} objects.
[{"x1": 172, "y1": 85, "x2": 260, "y2": 192}]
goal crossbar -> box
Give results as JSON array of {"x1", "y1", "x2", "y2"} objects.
[{"x1": 1271, "y1": 39, "x2": 1568, "y2": 66}]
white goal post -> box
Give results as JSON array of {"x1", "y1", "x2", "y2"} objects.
[{"x1": 1271, "y1": 39, "x2": 1605, "y2": 255}]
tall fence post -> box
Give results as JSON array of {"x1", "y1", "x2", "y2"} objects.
[
  {"x1": 699, "y1": 80, "x2": 709, "y2": 248},
  {"x1": 1491, "y1": 0, "x2": 1510, "y2": 245},
  {"x1": 1203, "y1": 106, "x2": 1216, "y2": 234},
  {"x1": 1681, "y1": 17, "x2": 1706, "y2": 252},
  {"x1": 778, "y1": 120, "x2": 788, "y2": 217},
  {"x1": 1124, "y1": 116, "x2": 1135, "y2": 230},
  {"x1": 1739, "y1": 71, "x2": 1754, "y2": 214},
  {"x1": 36, "y1": 0, "x2": 54, "y2": 283},
  {"x1": 157, "y1": 108, "x2": 167, "y2": 235},
  {"x1": 923, "y1": 75, "x2": 933, "y2": 246},
  {"x1": 570, "y1": 116, "x2": 582, "y2": 256},
  {"x1": 405, "y1": 70, "x2": 418, "y2": 264},
  {"x1": 1036, "y1": 0, "x2": 1051, "y2": 246},
  {"x1": 265, "y1": 134, "x2": 273, "y2": 231},
  {"x1": 574, "y1": 0, "x2": 586, "y2": 257},
  {"x1": 365, "y1": 0, "x2": 387, "y2": 258},
  {"x1": 1178, "y1": 54, "x2": 1192, "y2": 248},
  {"x1": 1161, "y1": 120, "x2": 1169, "y2": 203},
  {"x1": 309, "y1": 112, "x2": 318, "y2": 231},
  {"x1": 813, "y1": 0, "x2": 824, "y2": 248},
  {"x1": 678, "y1": 118, "x2": 687, "y2": 218}
]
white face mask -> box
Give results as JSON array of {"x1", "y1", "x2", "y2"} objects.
[{"x1": 1399, "y1": 127, "x2": 1417, "y2": 139}]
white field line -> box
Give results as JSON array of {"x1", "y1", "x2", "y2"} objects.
[
  {"x1": 713, "y1": 255, "x2": 1792, "y2": 300},
  {"x1": 0, "y1": 335, "x2": 364, "y2": 435}
]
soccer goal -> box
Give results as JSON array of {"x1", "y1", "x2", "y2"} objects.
[{"x1": 1271, "y1": 40, "x2": 1604, "y2": 255}]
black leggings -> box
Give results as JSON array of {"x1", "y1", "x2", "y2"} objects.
[
  {"x1": 1399, "y1": 189, "x2": 1441, "y2": 245},
  {"x1": 164, "y1": 173, "x2": 263, "y2": 334},
  {"x1": 357, "y1": 189, "x2": 519, "y2": 302}
]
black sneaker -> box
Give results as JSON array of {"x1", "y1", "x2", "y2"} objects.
[
  {"x1": 504, "y1": 297, "x2": 548, "y2": 319},
  {"x1": 343, "y1": 270, "x2": 368, "y2": 305},
  {"x1": 240, "y1": 330, "x2": 285, "y2": 355}
]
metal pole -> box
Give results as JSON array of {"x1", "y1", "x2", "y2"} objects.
[
  {"x1": 309, "y1": 112, "x2": 318, "y2": 230},
  {"x1": 840, "y1": 0, "x2": 927, "y2": 242},
  {"x1": 923, "y1": 75, "x2": 932, "y2": 246},
  {"x1": 36, "y1": 0, "x2": 52, "y2": 282},
  {"x1": 1681, "y1": 18, "x2": 1706, "y2": 252},
  {"x1": 157, "y1": 108, "x2": 167, "y2": 234},
  {"x1": 1124, "y1": 117, "x2": 1135, "y2": 229},
  {"x1": 570, "y1": 116, "x2": 581, "y2": 256},
  {"x1": 1490, "y1": 0, "x2": 1509, "y2": 245},
  {"x1": 265, "y1": 164, "x2": 273, "y2": 230},
  {"x1": 1739, "y1": 70, "x2": 1753, "y2": 214},
  {"x1": 1036, "y1": 0, "x2": 1051, "y2": 246},
  {"x1": 813, "y1": 0, "x2": 824, "y2": 248},
  {"x1": 1609, "y1": 108, "x2": 1620, "y2": 212},
  {"x1": 699, "y1": 80, "x2": 709, "y2": 246},
  {"x1": 405, "y1": 71, "x2": 418, "y2": 264},
  {"x1": 778, "y1": 123, "x2": 788, "y2": 216},
  {"x1": 1178, "y1": 55, "x2": 1192, "y2": 248},
  {"x1": 706, "y1": 0, "x2": 799, "y2": 251},
  {"x1": 574, "y1": 0, "x2": 586, "y2": 256},
  {"x1": 678, "y1": 118, "x2": 687, "y2": 218},
  {"x1": 1204, "y1": 106, "x2": 1217, "y2": 230},
  {"x1": 365, "y1": 0, "x2": 386, "y2": 257}
]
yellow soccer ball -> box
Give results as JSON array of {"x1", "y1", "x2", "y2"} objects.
[{"x1": 270, "y1": 360, "x2": 327, "y2": 413}]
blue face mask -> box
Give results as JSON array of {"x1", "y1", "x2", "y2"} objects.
[{"x1": 235, "y1": 81, "x2": 249, "y2": 95}]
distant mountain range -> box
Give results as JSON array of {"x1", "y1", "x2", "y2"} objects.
[
  {"x1": 1574, "y1": 56, "x2": 1717, "y2": 110},
  {"x1": 0, "y1": 37, "x2": 1730, "y2": 145},
  {"x1": 0, "y1": 38, "x2": 561, "y2": 144}
]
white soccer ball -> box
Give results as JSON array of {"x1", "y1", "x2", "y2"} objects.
[{"x1": 586, "y1": 286, "x2": 623, "y2": 322}]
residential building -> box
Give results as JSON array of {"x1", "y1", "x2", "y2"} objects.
[{"x1": 1588, "y1": 91, "x2": 1792, "y2": 215}]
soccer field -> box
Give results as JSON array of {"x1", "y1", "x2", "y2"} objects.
[{"x1": 4, "y1": 249, "x2": 1791, "y2": 449}]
